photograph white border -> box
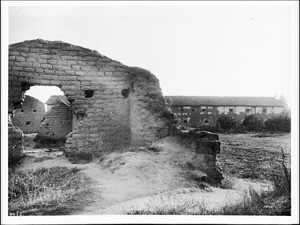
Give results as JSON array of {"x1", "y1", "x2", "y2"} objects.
[{"x1": 1, "y1": 1, "x2": 299, "y2": 224}]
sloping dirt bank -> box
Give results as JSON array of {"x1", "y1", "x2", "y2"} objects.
[{"x1": 18, "y1": 135, "x2": 272, "y2": 215}]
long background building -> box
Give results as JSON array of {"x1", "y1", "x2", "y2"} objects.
[{"x1": 165, "y1": 96, "x2": 284, "y2": 127}]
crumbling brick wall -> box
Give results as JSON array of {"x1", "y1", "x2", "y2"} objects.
[
  {"x1": 9, "y1": 39, "x2": 173, "y2": 156},
  {"x1": 8, "y1": 127, "x2": 24, "y2": 162},
  {"x1": 36, "y1": 100, "x2": 72, "y2": 141},
  {"x1": 11, "y1": 95, "x2": 45, "y2": 133},
  {"x1": 176, "y1": 128, "x2": 223, "y2": 185}
]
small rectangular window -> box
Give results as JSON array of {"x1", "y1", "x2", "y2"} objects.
[
  {"x1": 25, "y1": 121, "x2": 31, "y2": 125},
  {"x1": 84, "y1": 90, "x2": 94, "y2": 98},
  {"x1": 229, "y1": 108, "x2": 234, "y2": 112},
  {"x1": 121, "y1": 89, "x2": 129, "y2": 98}
]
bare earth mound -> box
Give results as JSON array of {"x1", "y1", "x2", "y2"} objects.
[
  {"x1": 18, "y1": 135, "x2": 272, "y2": 215},
  {"x1": 76, "y1": 136, "x2": 272, "y2": 215}
]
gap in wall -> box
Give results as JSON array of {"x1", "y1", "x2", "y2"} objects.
[
  {"x1": 18, "y1": 85, "x2": 71, "y2": 148},
  {"x1": 25, "y1": 86, "x2": 64, "y2": 112}
]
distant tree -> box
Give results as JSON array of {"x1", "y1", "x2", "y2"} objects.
[
  {"x1": 217, "y1": 114, "x2": 236, "y2": 130},
  {"x1": 242, "y1": 114, "x2": 264, "y2": 132},
  {"x1": 279, "y1": 95, "x2": 289, "y2": 110}
]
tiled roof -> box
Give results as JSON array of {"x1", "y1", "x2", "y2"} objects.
[
  {"x1": 164, "y1": 96, "x2": 284, "y2": 107},
  {"x1": 45, "y1": 95, "x2": 69, "y2": 105}
]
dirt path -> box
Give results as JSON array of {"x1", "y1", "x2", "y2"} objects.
[
  {"x1": 19, "y1": 134, "x2": 272, "y2": 215},
  {"x1": 74, "y1": 137, "x2": 198, "y2": 214}
]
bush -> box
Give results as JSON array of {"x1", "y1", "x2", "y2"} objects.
[
  {"x1": 217, "y1": 114, "x2": 236, "y2": 131},
  {"x1": 242, "y1": 114, "x2": 264, "y2": 131},
  {"x1": 264, "y1": 112, "x2": 291, "y2": 132}
]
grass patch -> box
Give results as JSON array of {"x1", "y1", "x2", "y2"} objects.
[
  {"x1": 128, "y1": 204, "x2": 214, "y2": 215},
  {"x1": 33, "y1": 156, "x2": 54, "y2": 163},
  {"x1": 221, "y1": 175, "x2": 291, "y2": 216},
  {"x1": 251, "y1": 133, "x2": 285, "y2": 138},
  {"x1": 8, "y1": 166, "x2": 93, "y2": 216},
  {"x1": 127, "y1": 197, "x2": 216, "y2": 215}
]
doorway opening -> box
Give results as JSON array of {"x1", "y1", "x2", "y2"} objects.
[{"x1": 13, "y1": 85, "x2": 72, "y2": 151}]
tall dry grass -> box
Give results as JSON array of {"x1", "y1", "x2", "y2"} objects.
[{"x1": 8, "y1": 166, "x2": 93, "y2": 216}]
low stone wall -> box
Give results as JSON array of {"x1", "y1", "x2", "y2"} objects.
[{"x1": 175, "y1": 127, "x2": 223, "y2": 185}]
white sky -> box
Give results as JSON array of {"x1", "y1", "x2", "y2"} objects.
[{"x1": 7, "y1": 2, "x2": 298, "y2": 106}]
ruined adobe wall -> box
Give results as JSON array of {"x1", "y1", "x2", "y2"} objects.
[
  {"x1": 36, "y1": 101, "x2": 72, "y2": 140},
  {"x1": 175, "y1": 128, "x2": 223, "y2": 185},
  {"x1": 9, "y1": 39, "x2": 173, "y2": 156},
  {"x1": 8, "y1": 127, "x2": 24, "y2": 162},
  {"x1": 11, "y1": 95, "x2": 45, "y2": 133},
  {"x1": 128, "y1": 67, "x2": 174, "y2": 146}
]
